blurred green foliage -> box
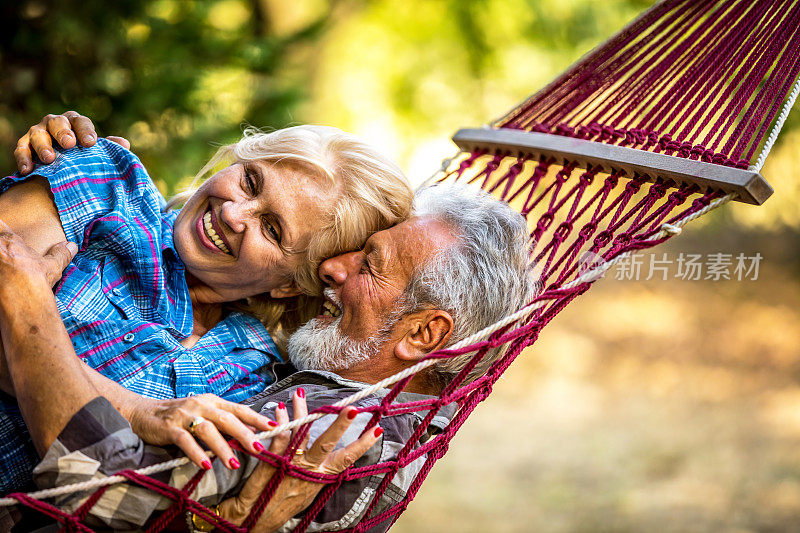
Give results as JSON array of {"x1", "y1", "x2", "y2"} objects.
[
  {"x1": 1, "y1": 0, "x2": 797, "y2": 228},
  {"x1": 0, "y1": 0, "x2": 330, "y2": 193}
]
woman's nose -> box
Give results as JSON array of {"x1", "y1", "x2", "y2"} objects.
[
  {"x1": 318, "y1": 251, "x2": 362, "y2": 287},
  {"x1": 219, "y1": 200, "x2": 250, "y2": 234}
]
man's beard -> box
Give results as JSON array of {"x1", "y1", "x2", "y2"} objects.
[{"x1": 287, "y1": 315, "x2": 392, "y2": 372}]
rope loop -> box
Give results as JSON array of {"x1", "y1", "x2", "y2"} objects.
[
  {"x1": 553, "y1": 221, "x2": 573, "y2": 241},
  {"x1": 555, "y1": 123, "x2": 575, "y2": 137},
  {"x1": 593, "y1": 229, "x2": 614, "y2": 248},
  {"x1": 536, "y1": 212, "x2": 555, "y2": 232},
  {"x1": 613, "y1": 232, "x2": 633, "y2": 246},
  {"x1": 578, "y1": 221, "x2": 598, "y2": 240}
]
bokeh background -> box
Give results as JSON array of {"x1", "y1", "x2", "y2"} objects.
[{"x1": 2, "y1": 1, "x2": 800, "y2": 531}]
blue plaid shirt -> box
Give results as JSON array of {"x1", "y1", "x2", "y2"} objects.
[{"x1": 0, "y1": 139, "x2": 281, "y2": 493}]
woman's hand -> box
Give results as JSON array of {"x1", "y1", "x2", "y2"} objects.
[
  {"x1": 14, "y1": 111, "x2": 131, "y2": 175},
  {"x1": 217, "y1": 389, "x2": 382, "y2": 533},
  {"x1": 127, "y1": 393, "x2": 278, "y2": 471}
]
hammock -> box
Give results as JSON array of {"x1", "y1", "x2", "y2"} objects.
[{"x1": 3, "y1": 0, "x2": 800, "y2": 530}]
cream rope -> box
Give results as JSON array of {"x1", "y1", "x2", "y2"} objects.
[{"x1": 0, "y1": 191, "x2": 735, "y2": 508}]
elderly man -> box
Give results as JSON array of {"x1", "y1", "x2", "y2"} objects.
[{"x1": 0, "y1": 183, "x2": 536, "y2": 532}]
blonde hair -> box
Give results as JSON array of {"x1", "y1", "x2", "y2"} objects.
[{"x1": 169, "y1": 125, "x2": 413, "y2": 347}]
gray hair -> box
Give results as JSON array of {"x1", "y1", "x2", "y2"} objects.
[{"x1": 402, "y1": 183, "x2": 538, "y2": 385}]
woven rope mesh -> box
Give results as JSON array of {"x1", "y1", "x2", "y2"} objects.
[{"x1": 4, "y1": 0, "x2": 800, "y2": 530}]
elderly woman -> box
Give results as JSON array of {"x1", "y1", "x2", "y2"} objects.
[{"x1": 0, "y1": 112, "x2": 413, "y2": 493}]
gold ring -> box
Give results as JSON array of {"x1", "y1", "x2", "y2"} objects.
[
  {"x1": 295, "y1": 448, "x2": 305, "y2": 456},
  {"x1": 190, "y1": 504, "x2": 220, "y2": 532},
  {"x1": 188, "y1": 416, "x2": 206, "y2": 435}
]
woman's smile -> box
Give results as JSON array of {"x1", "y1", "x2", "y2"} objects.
[{"x1": 195, "y1": 204, "x2": 233, "y2": 256}]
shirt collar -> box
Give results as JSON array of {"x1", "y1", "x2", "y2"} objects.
[
  {"x1": 247, "y1": 369, "x2": 457, "y2": 429},
  {"x1": 208, "y1": 311, "x2": 280, "y2": 359}
]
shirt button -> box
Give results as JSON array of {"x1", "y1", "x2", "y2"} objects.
[
  {"x1": 111, "y1": 287, "x2": 122, "y2": 296},
  {"x1": 123, "y1": 333, "x2": 135, "y2": 343},
  {"x1": 186, "y1": 392, "x2": 196, "y2": 396}
]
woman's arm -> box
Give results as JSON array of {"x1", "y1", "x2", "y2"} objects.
[{"x1": 0, "y1": 177, "x2": 66, "y2": 257}]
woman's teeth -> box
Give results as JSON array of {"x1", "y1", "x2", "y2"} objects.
[
  {"x1": 322, "y1": 300, "x2": 341, "y2": 317},
  {"x1": 203, "y1": 211, "x2": 231, "y2": 254}
]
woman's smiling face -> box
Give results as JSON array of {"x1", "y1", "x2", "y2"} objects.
[{"x1": 173, "y1": 160, "x2": 339, "y2": 302}]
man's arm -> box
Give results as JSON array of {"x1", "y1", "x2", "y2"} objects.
[
  {"x1": 0, "y1": 177, "x2": 70, "y2": 394},
  {"x1": 0, "y1": 220, "x2": 96, "y2": 453}
]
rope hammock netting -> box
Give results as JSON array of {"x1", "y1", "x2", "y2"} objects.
[{"x1": 4, "y1": 0, "x2": 800, "y2": 530}]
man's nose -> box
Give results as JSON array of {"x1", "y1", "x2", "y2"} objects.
[
  {"x1": 219, "y1": 200, "x2": 251, "y2": 234},
  {"x1": 318, "y1": 251, "x2": 362, "y2": 287}
]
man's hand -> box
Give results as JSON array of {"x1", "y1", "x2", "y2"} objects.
[
  {"x1": 14, "y1": 111, "x2": 131, "y2": 175},
  {"x1": 0, "y1": 218, "x2": 77, "y2": 290},
  {"x1": 217, "y1": 389, "x2": 382, "y2": 532}
]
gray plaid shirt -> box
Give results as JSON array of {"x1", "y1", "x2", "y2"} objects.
[{"x1": 33, "y1": 370, "x2": 455, "y2": 532}]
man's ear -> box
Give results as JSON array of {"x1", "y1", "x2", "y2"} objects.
[
  {"x1": 394, "y1": 309, "x2": 454, "y2": 362},
  {"x1": 268, "y1": 280, "x2": 302, "y2": 299}
]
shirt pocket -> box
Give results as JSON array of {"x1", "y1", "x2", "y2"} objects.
[
  {"x1": 100, "y1": 255, "x2": 140, "y2": 321},
  {"x1": 58, "y1": 257, "x2": 124, "y2": 323}
]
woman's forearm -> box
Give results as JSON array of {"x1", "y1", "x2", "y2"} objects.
[{"x1": 82, "y1": 364, "x2": 151, "y2": 421}]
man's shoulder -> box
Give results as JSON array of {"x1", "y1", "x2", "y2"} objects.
[{"x1": 243, "y1": 369, "x2": 455, "y2": 431}]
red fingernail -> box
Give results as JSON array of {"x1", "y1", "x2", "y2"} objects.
[
  {"x1": 201, "y1": 460, "x2": 212, "y2": 470},
  {"x1": 347, "y1": 409, "x2": 358, "y2": 420},
  {"x1": 278, "y1": 401, "x2": 285, "y2": 410},
  {"x1": 229, "y1": 457, "x2": 240, "y2": 469},
  {"x1": 253, "y1": 442, "x2": 265, "y2": 453},
  {"x1": 374, "y1": 427, "x2": 383, "y2": 437},
  {"x1": 297, "y1": 387, "x2": 305, "y2": 398},
  {"x1": 268, "y1": 420, "x2": 278, "y2": 428}
]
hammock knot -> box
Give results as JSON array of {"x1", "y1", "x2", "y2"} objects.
[
  {"x1": 508, "y1": 159, "x2": 525, "y2": 177},
  {"x1": 580, "y1": 166, "x2": 599, "y2": 184},
  {"x1": 660, "y1": 223, "x2": 682, "y2": 236},
  {"x1": 585, "y1": 122, "x2": 602, "y2": 138},
  {"x1": 555, "y1": 166, "x2": 574, "y2": 184},
  {"x1": 689, "y1": 144, "x2": 706, "y2": 159},
  {"x1": 629, "y1": 128, "x2": 647, "y2": 145},
  {"x1": 553, "y1": 222, "x2": 573, "y2": 241},
  {"x1": 536, "y1": 212, "x2": 555, "y2": 233},
  {"x1": 555, "y1": 123, "x2": 575, "y2": 137},
  {"x1": 578, "y1": 221, "x2": 598, "y2": 240},
  {"x1": 678, "y1": 141, "x2": 693, "y2": 158},
  {"x1": 613, "y1": 232, "x2": 633, "y2": 246},
  {"x1": 593, "y1": 229, "x2": 613, "y2": 248},
  {"x1": 532, "y1": 122, "x2": 550, "y2": 134}
]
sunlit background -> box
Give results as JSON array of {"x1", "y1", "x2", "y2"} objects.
[{"x1": 2, "y1": 1, "x2": 800, "y2": 530}]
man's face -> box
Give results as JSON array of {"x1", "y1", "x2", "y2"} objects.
[{"x1": 288, "y1": 216, "x2": 457, "y2": 372}]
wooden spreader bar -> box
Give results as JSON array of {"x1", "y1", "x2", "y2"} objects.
[{"x1": 452, "y1": 128, "x2": 773, "y2": 205}]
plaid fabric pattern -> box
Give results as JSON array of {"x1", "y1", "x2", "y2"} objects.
[
  {"x1": 0, "y1": 139, "x2": 281, "y2": 493},
  {"x1": 33, "y1": 371, "x2": 455, "y2": 532}
]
